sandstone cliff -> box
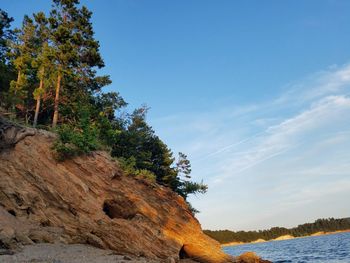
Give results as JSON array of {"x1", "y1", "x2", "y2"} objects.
[{"x1": 0, "y1": 119, "x2": 269, "y2": 263}]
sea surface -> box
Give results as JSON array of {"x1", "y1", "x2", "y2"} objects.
[{"x1": 223, "y1": 232, "x2": 350, "y2": 263}]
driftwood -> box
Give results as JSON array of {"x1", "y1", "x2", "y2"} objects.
[{"x1": 0, "y1": 117, "x2": 36, "y2": 151}]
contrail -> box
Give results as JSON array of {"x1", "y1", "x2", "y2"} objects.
[
  {"x1": 212, "y1": 147, "x2": 290, "y2": 183},
  {"x1": 193, "y1": 131, "x2": 266, "y2": 162},
  {"x1": 234, "y1": 148, "x2": 290, "y2": 174}
]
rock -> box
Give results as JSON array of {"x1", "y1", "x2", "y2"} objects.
[
  {"x1": 0, "y1": 249, "x2": 14, "y2": 255},
  {"x1": 0, "y1": 226, "x2": 15, "y2": 239},
  {"x1": 0, "y1": 207, "x2": 36, "y2": 249},
  {"x1": 0, "y1": 226, "x2": 16, "y2": 249},
  {"x1": 236, "y1": 252, "x2": 271, "y2": 263},
  {"x1": 0, "y1": 128, "x2": 234, "y2": 263},
  {"x1": 14, "y1": 232, "x2": 34, "y2": 245},
  {"x1": 28, "y1": 229, "x2": 56, "y2": 243},
  {"x1": 85, "y1": 233, "x2": 106, "y2": 249},
  {"x1": 182, "y1": 243, "x2": 233, "y2": 263},
  {"x1": 166, "y1": 257, "x2": 176, "y2": 263}
]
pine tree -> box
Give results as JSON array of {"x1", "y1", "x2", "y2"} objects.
[
  {"x1": 49, "y1": 0, "x2": 80, "y2": 128},
  {"x1": 176, "y1": 152, "x2": 192, "y2": 180},
  {"x1": 8, "y1": 15, "x2": 36, "y2": 115},
  {"x1": 0, "y1": 9, "x2": 14, "y2": 63},
  {"x1": 32, "y1": 12, "x2": 53, "y2": 127},
  {"x1": 74, "y1": 5, "x2": 107, "y2": 91},
  {"x1": 0, "y1": 9, "x2": 15, "y2": 96},
  {"x1": 49, "y1": 0, "x2": 110, "y2": 127},
  {"x1": 174, "y1": 152, "x2": 207, "y2": 200}
]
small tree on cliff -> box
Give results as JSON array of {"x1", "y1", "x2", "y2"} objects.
[
  {"x1": 175, "y1": 152, "x2": 207, "y2": 200},
  {"x1": 176, "y1": 152, "x2": 192, "y2": 180}
]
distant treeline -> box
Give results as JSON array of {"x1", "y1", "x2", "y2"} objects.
[{"x1": 204, "y1": 217, "x2": 350, "y2": 243}]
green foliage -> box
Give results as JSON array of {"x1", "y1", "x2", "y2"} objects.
[
  {"x1": 111, "y1": 107, "x2": 179, "y2": 188},
  {"x1": 8, "y1": 73, "x2": 28, "y2": 106},
  {"x1": 204, "y1": 217, "x2": 350, "y2": 243},
  {"x1": 32, "y1": 12, "x2": 54, "y2": 98},
  {"x1": 53, "y1": 107, "x2": 100, "y2": 160},
  {"x1": 116, "y1": 156, "x2": 138, "y2": 176},
  {"x1": 186, "y1": 201, "x2": 200, "y2": 215},
  {"x1": 0, "y1": 9, "x2": 16, "y2": 101},
  {"x1": 0, "y1": 9, "x2": 14, "y2": 63},
  {"x1": 116, "y1": 156, "x2": 156, "y2": 182},
  {"x1": 110, "y1": 106, "x2": 208, "y2": 202},
  {"x1": 0, "y1": 62, "x2": 15, "y2": 99},
  {"x1": 174, "y1": 152, "x2": 208, "y2": 199},
  {"x1": 177, "y1": 180, "x2": 208, "y2": 200},
  {"x1": 176, "y1": 152, "x2": 191, "y2": 180},
  {"x1": 135, "y1": 169, "x2": 157, "y2": 182}
]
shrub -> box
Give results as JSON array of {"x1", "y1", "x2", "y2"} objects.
[
  {"x1": 53, "y1": 122, "x2": 100, "y2": 161},
  {"x1": 116, "y1": 156, "x2": 137, "y2": 176},
  {"x1": 116, "y1": 156, "x2": 156, "y2": 183},
  {"x1": 134, "y1": 169, "x2": 156, "y2": 183}
]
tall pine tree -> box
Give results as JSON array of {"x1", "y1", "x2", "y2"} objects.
[
  {"x1": 49, "y1": 0, "x2": 110, "y2": 127},
  {"x1": 32, "y1": 12, "x2": 53, "y2": 127},
  {"x1": 0, "y1": 9, "x2": 15, "y2": 96},
  {"x1": 8, "y1": 15, "x2": 36, "y2": 115},
  {"x1": 49, "y1": 0, "x2": 80, "y2": 127}
]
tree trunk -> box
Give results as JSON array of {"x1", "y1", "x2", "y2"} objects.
[
  {"x1": 34, "y1": 67, "x2": 45, "y2": 127},
  {"x1": 15, "y1": 70, "x2": 21, "y2": 90},
  {"x1": 12, "y1": 70, "x2": 21, "y2": 114},
  {"x1": 33, "y1": 78, "x2": 43, "y2": 127},
  {"x1": 52, "y1": 73, "x2": 62, "y2": 128},
  {"x1": 33, "y1": 98, "x2": 41, "y2": 127}
]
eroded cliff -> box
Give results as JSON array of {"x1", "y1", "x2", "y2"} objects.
[
  {"x1": 0, "y1": 119, "x2": 270, "y2": 263},
  {"x1": 0, "y1": 120, "x2": 236, "y2": 262}
]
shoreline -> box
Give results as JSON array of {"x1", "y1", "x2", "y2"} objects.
[{"x1": 221, "y1": 229, "x2": 350, "y2": 247}]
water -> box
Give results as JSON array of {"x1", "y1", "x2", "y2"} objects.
[{"x1": 223, "y1": 232, "x2": 350, "y2": 263}]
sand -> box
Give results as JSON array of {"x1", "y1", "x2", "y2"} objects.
[{"x1": 0, "y1": 243, "x2": 173, "y2": 263}]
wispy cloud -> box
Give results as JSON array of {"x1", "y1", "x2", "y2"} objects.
[
  {"x1": 151, "y1": 63, "x2": 350, "y2": 230},
  {"x1": 153, "y1": 64, "x2": 350, "y2": 163},
  {"x1": 274, "y1": 63, "x2": 350, "y2": 105},
  {"x1": 210, "y1": 95, "x2": 350, "y2": 183}
]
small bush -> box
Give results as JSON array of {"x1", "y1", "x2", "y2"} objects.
[
  {"x1": 53, "y1": 123, "x2": 100, "y2": 161},
  {"x1": 116, "y1": 156, "x2": 156, "y2": 183},
  {"x1": 134, "y1": 169, "x2": 156, "y2": 183},
  {"x1": 116, "y1": 156, "x2": 137, "y2": 175}
]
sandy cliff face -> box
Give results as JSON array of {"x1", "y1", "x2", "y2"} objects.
[{"x1": 0, "y1": 126, "x2": 233, "y2": 263}]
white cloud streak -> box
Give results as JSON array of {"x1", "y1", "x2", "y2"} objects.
[
  {"x1": 152, "y1": 63, "x2": 350, "y2": 229},
  {"x1": 213, "y1": 95, "x2": 350, "y2": 182}
]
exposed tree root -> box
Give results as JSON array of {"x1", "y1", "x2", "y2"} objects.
[{"x1": 0, "y1": 117, "x2": 36, "y2": 151}]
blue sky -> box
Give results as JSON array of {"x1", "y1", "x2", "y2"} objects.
[{"x1": 3, "y1": 0, "x2": 350, "y2": 230}]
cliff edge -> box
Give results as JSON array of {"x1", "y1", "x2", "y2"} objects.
[{"x1": 0, "y1": 119, "x2": 269, "y2": 263}]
